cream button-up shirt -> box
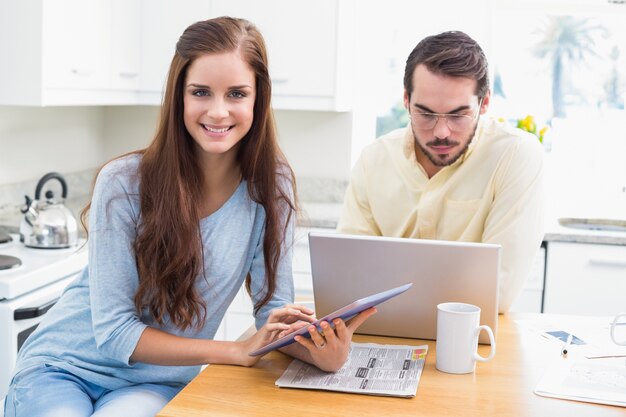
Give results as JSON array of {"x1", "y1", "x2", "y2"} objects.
[{"x1": 337, "y1": 118, "x2": 545, "y2": 312}]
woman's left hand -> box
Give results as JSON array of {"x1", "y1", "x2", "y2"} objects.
[{"x1": 293, "y1": 307, "x2": 377, "y2": 372}]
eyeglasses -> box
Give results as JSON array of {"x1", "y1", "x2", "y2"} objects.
[{"x1": 410, "y1": 98, "x2": 483, "y2": 132}]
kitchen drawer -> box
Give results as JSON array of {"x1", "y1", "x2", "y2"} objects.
[
  {"x1": 293, "y1": 272, "x2": 313, "y2": 299},
  {"x1": 293, "y1": 235, "x2": 312, "y2": 274},
  {"x1": 293, "y1": 227, "x2": 336, "y2": 296},
  {"x1": 543, "y1": 241, "x2": 626, "y2": 315}
]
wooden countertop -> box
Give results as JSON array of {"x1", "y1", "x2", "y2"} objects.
[{"x1": 157, "y1": 314, "x2": 623, "y2": 417}]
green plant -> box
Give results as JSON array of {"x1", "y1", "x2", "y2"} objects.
[
  {"x1": 376, "y1": 101, "x2": 410, "y2": 137},
  {"x1": 516, "y1": 115, "x2": 548, "y2": 143}
]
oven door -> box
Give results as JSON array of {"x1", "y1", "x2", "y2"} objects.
[{"x1": 0, "y1": 274, "x2": 76, "y2": 400}]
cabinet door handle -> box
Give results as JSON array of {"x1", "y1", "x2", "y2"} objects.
[
  {"x1": 589, "y1": 258, "x2": 626, "y2": 268},
  {"x1": 71, "y1": 69, "x2": 92, "y2": 76}
]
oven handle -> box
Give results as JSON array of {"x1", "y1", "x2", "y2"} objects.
[{"x1": 14, "y1": 298, "x2": 59, "y2": 320}]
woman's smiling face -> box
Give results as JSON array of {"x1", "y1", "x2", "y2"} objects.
[{"x1": 183, "y1": 51, "x2": 256, "y2": 159}]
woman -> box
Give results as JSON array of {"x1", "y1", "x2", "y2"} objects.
[{"x1": 5, "y1": 17, "x2": 374, "y2": 417}]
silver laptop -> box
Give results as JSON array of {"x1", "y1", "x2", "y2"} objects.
[{"x1": 309, "y1": 232, "x2": 500, "y2": 344}]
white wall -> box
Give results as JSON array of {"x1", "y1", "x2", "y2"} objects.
[
  {"x1": 275, "y1": 110, "x2": 353, "y2": 181},
  {"x1": 545, "y1": 109, "x2": 626, "y2": 221},
  {"x1": 101, "y1": 106, "x2": 158, "y2": 159},
  {"x1": 0, "y1": 106, "x2": 159, "y2": 186},
  {"x1": 0, "y1": 105, "x2": 354, "y2": 188},
  {"x1": 357, "y1": 0, "x2": 494, "y2": 117},
  {"x1": 0, "y1": 106, "x2": 104, "y2": 184}
]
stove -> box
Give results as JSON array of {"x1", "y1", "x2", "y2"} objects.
[
  {"x1": 0, "y1": 233, "x2": 88, "y2": 399},
  {"x1": 0, "y1": 254, "x2": 22, "y2": 270},
  {"x1": 0, "y1": 234, "x2": 88, "y2": 301},
  {"x1": 0, "y1": 229, "x2": 11, "y2": 244}
]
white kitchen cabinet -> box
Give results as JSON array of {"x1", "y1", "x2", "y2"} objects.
[
  {"x1": 211, "y1": 0, "x2": 355, "y2": 111},
  {"x1": 0, "y1": 0, "x2": 210, "y2": 106},
  {"x1": 293, "y1": 228, "x2": 315, "y2": 300},
  {"x1": 0, "y1": 0, "x2": 147, "y2": 105},
  {"x1": 0, "y1": 0, "x2": 353, "y2": 109},
  {"x1": 293, "y1": 227, "x2": 338, "y2": 302},
  {"x1": 41, "y1": 1, "x2": 112, "y2": 93},
  {"x1": 138, "y1": 0, "x2": 213, "y2": 104},
  {"x1": 543, "y1": 241, "x2": 626, "y2": 315},
  {"x1": 110, "y1": 0, "x2": 142, "y2": 92}
]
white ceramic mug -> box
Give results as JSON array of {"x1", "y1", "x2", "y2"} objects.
[
  {"x1": 436, "y1": 302, "x2": 496, "y2": 374},
  {"x1": 611, "y1": 312, "x2": 626, "y2": 346}
]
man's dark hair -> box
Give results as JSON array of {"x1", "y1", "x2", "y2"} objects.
[{"x1": 404, "y1": 31, "x2": 489, "y2": 99}]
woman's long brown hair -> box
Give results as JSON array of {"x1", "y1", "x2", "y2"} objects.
[{"x1": 82, "y1": 17, "x2": 297, "y2": 331}]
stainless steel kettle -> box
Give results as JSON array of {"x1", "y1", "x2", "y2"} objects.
[{"x1": 20, "y1": 172, "x2": 78, "y2": 249}]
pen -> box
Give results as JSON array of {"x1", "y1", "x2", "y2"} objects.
[{"x1": 561, "y1": 334, "x2": 573, "y2": 357}]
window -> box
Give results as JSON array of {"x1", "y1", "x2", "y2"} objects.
[{"x1": 366, "y1": 0, "x2": 626, "y2": 216}]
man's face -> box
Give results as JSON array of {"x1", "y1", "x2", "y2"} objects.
[{"x1": 404, "y1": 65, "x2": 489, "y2": 175}]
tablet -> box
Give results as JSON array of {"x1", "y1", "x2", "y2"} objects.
[{"x1": 248, "y1": 282, "x2": 413, "y2": 356}]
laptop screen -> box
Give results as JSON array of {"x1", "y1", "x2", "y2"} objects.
[{"x1": 309, "y1": 232, "x2": 500, "y2": 344}]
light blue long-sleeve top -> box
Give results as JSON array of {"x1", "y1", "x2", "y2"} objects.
[{"x1": 13, "y1": 154, "x2": 294, "y2": 390}]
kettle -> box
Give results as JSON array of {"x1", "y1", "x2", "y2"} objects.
[{"x1": 20, "y1": 172, "x2": 78, "y2": 249}]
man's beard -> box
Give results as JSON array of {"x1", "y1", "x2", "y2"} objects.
[{"x1": 413, "y1": 122, "x2": 479, "y2": 167}]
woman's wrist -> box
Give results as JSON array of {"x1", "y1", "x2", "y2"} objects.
[
  {"x1": 235, "y1": 339, "x2": 261, "y2": 366},
  {"x1": 197, "y1": 339, "x2": 249, "y2": 366}
]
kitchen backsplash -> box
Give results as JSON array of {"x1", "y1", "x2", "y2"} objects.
[
  {"x1": 0, "y1": 169, "x2": 347, "y2": 230},
  {"x1": 0, "y1": 168, "x2": 96, "y2": 230},
  {"x1": 296, "y1": 177, "x2": 347, "y2": 204}
]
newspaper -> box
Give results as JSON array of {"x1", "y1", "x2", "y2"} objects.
[{"x1": 275, "y1": 342, "x2": 428, "y2": 397}]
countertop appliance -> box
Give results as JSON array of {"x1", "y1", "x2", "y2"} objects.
[
  {"x1": 19, "y1": 172, "x2": 78, "y2": 249},
  {"x1": 0, "y1": 232, "x2": 88, "y2": 400}
]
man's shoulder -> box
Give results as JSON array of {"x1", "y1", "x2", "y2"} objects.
[
  {"x1": 476, "y1": 119, "x2": 545, "y2": 180},
  {"x1": 482, "y1": 118, "x2": 544, "y2": 158}
]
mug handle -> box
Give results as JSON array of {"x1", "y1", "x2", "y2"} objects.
[
  {"x1": 611, "y1": 313, "x2": 626, "y2": 345},
  {"x1": 473, "y1": 325, "x2": 496, "y2": 362}
]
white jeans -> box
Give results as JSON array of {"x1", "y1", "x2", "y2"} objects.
[{"x1": 4, "y1": 364, "x2": 180, "y2": 417}]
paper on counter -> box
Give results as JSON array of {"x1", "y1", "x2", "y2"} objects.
[
  {"x1": 275, "y1": 342, "x2": 428, "y2": 397},
  {"x1": 515, "y1": 315, "x2": 626, "y2": 358},
  {"x1": 535, "y1": 358, "x2": 626, "y2": 407}
]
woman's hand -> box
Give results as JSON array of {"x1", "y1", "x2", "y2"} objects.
[
  {"x1": 292, "y1": 307, "x2": 377, "y2": 372},
  {"x1": 236, "y1": 304, "x2": 316, "y2": 367}
]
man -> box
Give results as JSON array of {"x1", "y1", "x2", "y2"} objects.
[{"x1": 337, "y1": 31, "x2": 544, "y2": 313}]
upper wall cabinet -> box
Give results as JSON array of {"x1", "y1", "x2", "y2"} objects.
[
  {"x1": 0, "y1": 0, "x2": 140, "y2": 105},
  {"x1": 0, "y1": 0, "x2": 210, "y2": 106},
  {"x1": 138, "y1": 0, "x2": 212, "y2": 104},
  {"x1": 212, "y1": 0, "x2": 355, "y2": 111},
  {"x1": 0, "y1": 0, "x2": 352, "y2": 110}
]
